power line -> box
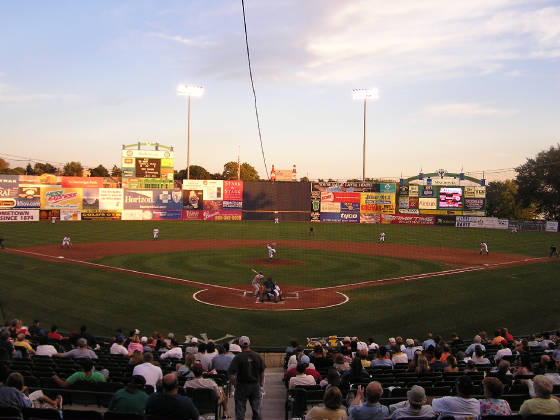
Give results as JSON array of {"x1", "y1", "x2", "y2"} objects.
[{"x1": 241, "y1": 0, "x2": 269, "y2": 180}]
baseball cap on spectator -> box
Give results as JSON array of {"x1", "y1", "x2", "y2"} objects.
[
  {"x1": 168, "y1": 332, "x2": 175, "y2": 340},
  {"x1": 229, "y1": 343, "x2": 242, "y2": 353},
  {"x1": 141, "y1": 336, "x2": 148, "y2": 343},
  {"x1": 134, "y1": 329, "x2": 140, "y2": 335},
  {"x1": 300, "y1": 355, "x2": 310, "y2": 365},
  {"x1": 239, "y1": 336, "x2": 251, "y2": 347},
  {"x1": 389, "y1": 337, "x2": 396, "y2": 344},
  {"x1": 190, "y1": 337, "x2": 198, "y2": 343},
  {"x1": 343, "y1": 336, "x2": 350, "y2": 342},
  {"x1": 407, "y1": 385, "x2": 427, "y2": 404},
  {"x1": 406, "y1": 338, "x2": 415, "y2": 346},
  {"x1": 356, "y1": 341, "x2": 368, "y2": 351}
]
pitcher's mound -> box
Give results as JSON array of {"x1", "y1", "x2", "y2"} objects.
[{"x1": 242, "y1": 258, "x2": 305, "y2": 267}]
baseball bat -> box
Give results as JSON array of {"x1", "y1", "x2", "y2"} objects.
[{"x1": 251, "y1": 269, "x2": 259, "y2": 274}]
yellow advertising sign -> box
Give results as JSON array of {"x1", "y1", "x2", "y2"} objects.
[
  {"x1": 40, "y1": 187, "x2": 83, "y2": 209},
  {"x1": 419, "y1": 197, "x2": 437, "y2": 210},
  {"x1": 360, "y1": 192, "x2": 396, "y2": 214},
  {"x1": 420, "y1": 209, "x2": 463, "y2": 215},
  {"x1": 409, "y1": 185, "x2": 419, "y2": 197}
]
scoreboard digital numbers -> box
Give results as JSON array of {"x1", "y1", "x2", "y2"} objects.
[{"x1": 135, "y1": 158, "x2": 161, "y2": 178}]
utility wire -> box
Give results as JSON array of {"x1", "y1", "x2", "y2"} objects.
[{"x1": 241, "y1": 0, "x2": 269, "y2": 180}]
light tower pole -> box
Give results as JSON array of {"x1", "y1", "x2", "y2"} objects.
[
  {"x1": 352, "y1": 88, "x2": 379, "y2": 181},
  {"x1": 177, "y1": 84, "x2": 204, "y2": 179}
]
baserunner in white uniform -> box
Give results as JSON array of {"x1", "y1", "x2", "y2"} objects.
[
  {"x1": 267, "y1": 244, "x2": 276, "y2": 259},
  {"x1": 480, "y1": 242, "x2": 489, "y2": 255}
]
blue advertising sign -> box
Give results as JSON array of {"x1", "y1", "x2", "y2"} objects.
[
  {"x1": 340, "y1": 212, "x2": 359, "y2": 223},
  {"x1": 340, "y1": 202, "x2": 360, "y2": 212},
  {"x1": 154, "y1": 189, "x2": 183, "y2": 210},
  {"x1": 124, "y1": 189, "x2": 182, "y2": 210},
  {"x1": 15, "y1": 198, "x2": 40, "y2": 209},
  {"x1": 223, "y1": 200, "x2": 243, "y2": 209},
  {"x1": 320, "y1": 212, "x2": 341, "y2": 223}
]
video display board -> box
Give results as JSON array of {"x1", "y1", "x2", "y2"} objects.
[{"x1": 439, "y1": 187, "x2": 463, "y2": 208}]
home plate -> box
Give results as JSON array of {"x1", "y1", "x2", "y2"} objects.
[{"x1": 58, "y1": 256, "x2": 65, "y2": 259}]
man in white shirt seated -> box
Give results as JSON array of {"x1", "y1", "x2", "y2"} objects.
[
  {"x1": 132, "y1": 352, "x2": 163, "y2": 388},
  {"x1": 289, "y1": 363, "x2": 316, "y2": 389},
  {"x1": 160, "y1": 340, "x2": 183, "y2": 360},
  {"x1": 432, "y1": 375, "x2": 480, "y2": 419},
  {"x1": 494, "y1": 340, "x2": 512, "y2": 362},
  {"x1": 35, "y1": 336, "x2": 59, "y2": 357},
  {"x1": 465, "y1": 335, "x2": 485, "y2": 356},
  {"x1": 110, "y1": 336, "x2": 128, "y2": 356}
]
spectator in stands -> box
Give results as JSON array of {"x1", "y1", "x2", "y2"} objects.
[
  {"x1": 284, "y1": 355, "x2": 321, "y2": 384},
  {"x1": 285, "y1": 338, "x2": 298, "y2": 354},
  {"x1": 228, "y1": 335, "x2": 265, "y2": 420},
  {"x1": 320, "y1": 368, "x2": 341, "y2": 390},
  {"x1": 430, "y1": 347, "x2": 448, "y2": 370},
  {"x1": 108, "y1": 374, "x2": 149, "y2": 416},
  {"x1": 395, "y1": 337, "x2": 406, "y2": 352},
  {"x1": 13, "y1": 333, "x2": 34, "y2": 356},
  {"x1": 540, "y1": 332, "x2": 554, "y2": 349},
  {"x1": 341, "y1": 357, "x2": 370, "y2": 389},
  {"x1": 348, "y1": 381, "x2": 388, "y2": 419},
  {"x1": 47, "y1": 325, "x2": 66, "y2": 341},
  {"x1": 407, "y1": 349, "x2": 423, "y2": 372},
  {"x1": 55, "y1": 337, "x2": 97, "y2": 359},
  {"x1": 502, "y1": 327, "x2": 514, "y2": 343},
  {"x1": 404, "y1": 338, "x2": 421, "y2": 361},
  {"x1": 72, "y1": 325, "x2": 97, "y2": 349},
  {"x1": 528, "y1": 333, "x2": 539, "y2": 347},
  {"x1": 431, "y1": 375, "x2": 480, "y2": 419},
  {"x1": 52, "y1": 359, "x2": 106, "y2": 387},
  {"x1": 0, "y1": 330, "x2": 15, "y2": 358},
  {"x1": 311, "y1": 343, "x2": 328, "y2": 360},
  {"x1": 391, "y1": 345, "x2": 408, "y2": 365},
  {"x1": 184, "y1": 336, "x2": 198, "y2": 354},
  {"x1": 464, "y1": 360, "x2": 478, "y2": 373},
  {"x1": 465, "y1": 334, "x2": 485, "y2": 356},
  {"x1": 28, "y1": 320, "x2": 45, "y2": 337},
  {"x1": 450, "y1": 332, "x2": 464, "y2": 347},
  {"x1": 519, "y1": 375, "x2": 560, "y2": 417},
  {"x1": 422, "y1": 333, "x2": 435, "y2": 351},
  {"x1": 141, "y1": 336, "x2": 152, "y2": 353},
  {"x1": 204, "y1": 341, "x2": 218, "y2": 365},
  {"x1": 367, "y1": 337, "x2": 379, "y2": 350},
  {"x1": 177, "y1": 353, "x2": 197, "y2": 379},
  {"x1": 494, "y1": 340, "x2": 513, "y2": 362},
  {"x1": 386, "y1": 337, "x2": 397, "y2": 351},
  {"x1": 490, "y1": 360, "x2": 513, "y2": 387},
  {"x1": 491, "y1": 329, "x2": 506, "y2": 345},
  {"x1": 479, "y1": 377, "x2": 512, "y2": 416},
  {"x1": 0, "y1": 372, "x2": 31, "y2": 410},
  {"x1": 133, "y1": 352, "x2": 163, "y2": 389},
  {"x1": 195, "y1": 342, "x2": 212, "y2": 371},
  {"x1": 286, "y1": 347, "x2": 305, "y2": 371},
  {"x1": 185, "y1": 363, "x2": 229, "y2": 418},
  {"x1": 160, "y1": 339, "x2": 183, "y2": 360},
  {"x1": 479, "y1": 330, "x2": 490, "y2": 344},
  {"x1": 128, "y1": 350, "x2": 144, "y2": 369},
  {"x1": 333, "y1": 353, "x2": 350, "y2": 373},
  {"x1": 110, "y1": 336, "x2": 128, "y2": 356},
  {"x1": 35, "y1": 335, "x2": 58, "y2": 357},
  {"x1": 390, "y1": 385, "x2": 435, "y2": 419},
  {"x1": 445, "y1": 355, "x2": 459, "y2": 373},
  {"x1": 415, "y1": 355, "x2": 431, "y2": 377},
  {"x1": 127, "y1": 335, "x2": 144, "y2": 354},
  {"x1": 472, "y1": 346, "x2": 491, "y2": 365},
  {"x1": 289, "y1": 362, "x2": 316, "y2": 388},
  {"x1": 212, "y1": 344, "x2": 235, "y2": 373},
  {"x1": 145, "y1": 373, "x2": 199, "y2": 420},
  {"x1": 149, "y1": 331, "x2": 168, "y2": 352},
  {"x1": 358, "y1": 348, "x2": 371, "y2": 368},
  {"x1": 371, "y1": 347, "x2": 393, "y2": 368},
  {"x1": 306, "y1": 385, "x2": 347, "y2": 420}
]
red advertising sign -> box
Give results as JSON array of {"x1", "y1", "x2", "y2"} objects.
[
  {"x1": 201, "y1": 210, "x2": 242, "y2": 221},
  {"x1": 321, "y1": 192, "x2": 361, "y2": 203},
  {"x1": 62, "y1": 177, "x2": 104, "y2": 188},
  {"x1": 182, "y1": 210, "x2": 204, "y2": 220},
  {"x1": 223, "y1": 181, "x2": 243, "y2": 201}
]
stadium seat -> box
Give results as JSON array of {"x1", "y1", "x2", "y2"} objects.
[
  {"x1": 103, "y1": 412, "x2": 145, "y2": 420},
  {"x1": 183, "y1": 388, "x2": 222, "y2": 420},
  {"x1": 22, "y1": 407, "x2": 62, "y2": 419},
  {"x1": 0, "y1": 406, "x2": 23, "y2": 420},
  {"x1": 62, "y1": 409, "x2": 103, "y2": 419}
]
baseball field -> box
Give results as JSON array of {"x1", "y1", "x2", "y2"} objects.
[{"x1": 1, "y1": 220, "x2": 559, "y2": 346}]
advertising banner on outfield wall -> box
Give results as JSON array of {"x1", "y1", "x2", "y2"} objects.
[
  {"x1": 123, "y1": 189, "x2": 182, "y2": 210},
  {"x1": 371, "y1": 183, "x2": 397, "y2": 193},
  {"x1": 438, "y1": 187, "x2": 463, "y2": 209},
  {"x1": 122, "y1": 210, "x2": 153, "y2": 220},
  {"x1": 381, "y1": 214, "x2": 435, "y2": 225},
  {"x1": 464, "y1": 198, "x2": 485, "y2": 211},
  {"x1": 421, "y1": 186, "x2": 435, "y2": 197},
  {"x1": 340, "y1": 212, "x2": 359, "y2": 223},
  {"x1": 398, "y1": 209, "x2": 420, "y2": 215},
  {"x1": 398, "y1": 196, "x2": 409, "y2": 209},
  {"x1": 0, "y1": 197, "x2": 40, "y2": 209},
  {"x1": 99, "y1": 188, "x2": 123, "y2": 210},
  {"x1": 409, "y1": 185, "x2": 419, "y2": 197},
  {"x1": 201, "y1": 210, "x2": 242, "y2": 221},
  {"x1": 360, "y1": 193, "x2": 396, "y2": 214},
  {"x1": 320, "y1": 212, "x2": 341, "y2": 222},
  {"x1": 223, "y1": 180, "x2": 243, "y2": 201},
  {"x1": 150, "y1": 210, "x2": 183, "y2": 220},
  {"x1": 310, "y1": 211, "x2": 320, "y2": 222},
  {"x1": 40, "y1": 210, "x2": 59, "y2": 220},
  {"x1": 82, "y1": 189, "x2": 99, "y2": 210},
  {"x1": 183, "y1": 190, "x2": 203, "y2": 210},
  {"x1": 340, "y1": 202, "x2": 360, "y2": 212},
  {"x1": 81, "y1": 210, "x2": 122, "y2": 220},
  {"x1": 182, "y1": 210, "x2": 204, "y2": 220},
  {"x1": 40, "y1": 187, "x2": 83, "y2": 209},
  {"x1": 0, "y1": 209, "x2": 40, "y2": 222},
  {"x1": 183, "y1": 180, "x2": 223, "y2": 200},
  {"x1": 399, "y1": 186, "x2": 409, "y2": 196},
  {"x1": 223, "y1": 200, "x2": 243, "y2": 209},
  {"x1": 321, "y1": 192, "x2": 361, "y2": 203},
  {"x1": 435, "y1": 215, "x2": 457, "y2": 226},
  {"x1": 0, "y1": 175, "x2": 18, "y2": 198},
  {"x1": 359, "y1": 213, "x2": 381, "y2": 224},
  {"x1": 465, "y1": 186, "x2": 486, "y2": 199},
  {"x1": 321, "y1": 202, "x2": 341, "y2": 212},
  {"x1": 312, "y1": 182, "x2": 373, "y2": 192},
  {"x1": 419, "y1": 198, "x2": 437, "y2": 210},
  {"x1": 456, "y1": 216, "x2": 509, "y2": 229},
  {"x1": 420, "y1": 209, "x2": 462, "y2": 215},
  {"x1": 60, "y1": 210, "x2": 81, "y2": 221},
  {"x1": 62, "y1": 177, "x2": 104, "y2": 188},
  {"x1": 546, "y1": 221, "x2": 558, "y2": 232},
  {"x1": 19, "y1": 174, "x2": 61, "y2": 185},
  {"x1": 203, "y1": 200, "x2": 223, "y2": 211}
]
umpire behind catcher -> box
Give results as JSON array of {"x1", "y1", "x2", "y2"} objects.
[{"x1": 228, "y1": 336, "x2": 266, "y2": 420}]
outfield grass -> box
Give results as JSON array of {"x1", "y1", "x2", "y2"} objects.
[
  {"x1": 96, "y1": 248, "x2": 449, "y2": 287},
  {"x1": 1, "y1": 221, "x2": 558, "y2": 346},
  {"x1": 1, "y1": 220, "x2": 555, "y2": 257}
]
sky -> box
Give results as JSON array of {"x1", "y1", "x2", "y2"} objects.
[{"x1": 0, "y1": 0, "x2": 559, "y2": 181}]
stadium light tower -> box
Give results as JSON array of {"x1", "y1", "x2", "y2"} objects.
[
  {"x1": 352, "y1": 88, "x2": 379, "y2": 181},
  {"x1": 177, "y1": 84, "x2": 204, "y2": 179}
]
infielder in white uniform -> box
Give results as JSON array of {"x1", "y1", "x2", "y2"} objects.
[
  {"x1": 251, "y1": 272, "x2": 264, "y2": 297},
  {"x1": 480, "y1": 242, "x2": 489, "y2": 255},
  {"x1": 379, "y1": 232, "x2": 386, "y2": 243},
  {"x1": 267, "y1": 244, "x2": 276, "y2": 259},
  {"x1": 273, "y1": 283, "x2": 283, "y2": 301},
  {"x1": 61, "y1": 236, "x2": 71, "y2": 248},
  {"x1": 153, "y1": 228, "x2": 159, "y2": 240}
]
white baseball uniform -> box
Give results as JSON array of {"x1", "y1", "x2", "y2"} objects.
[
  {"x1": 267, "y1": 244, "x2": 276, "y2": 259},
  {"x1": 153, "y1": 228, "x2": 159, "y2": 240},
  {"x1": 62, "y1": 237, "x2": 71, "y2": 248},
  {"x1": 251, "y1": 274, "x2": 264, "y2": 296},
  {"x1": 379, "y1": 232, "x2": 386, "y2": 243},
  {"x1": 480, "y1": 242, "x2": 488, "y2": 255}
]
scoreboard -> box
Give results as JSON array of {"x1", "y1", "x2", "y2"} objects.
[{"x1": 121, "y1": 148, "x2": 174, "y2": 181}]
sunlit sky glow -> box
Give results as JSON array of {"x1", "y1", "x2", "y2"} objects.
[{"x1": 1, "y1": 1, "x2": 559, "y2": 180}]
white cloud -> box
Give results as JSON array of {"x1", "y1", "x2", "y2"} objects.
[
  {"x1": 424, "y1": 102, "x2": 516, "y2": 117},
  {"x1": 149, "y1": 32, "x2": 215, "y2": 47}
]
